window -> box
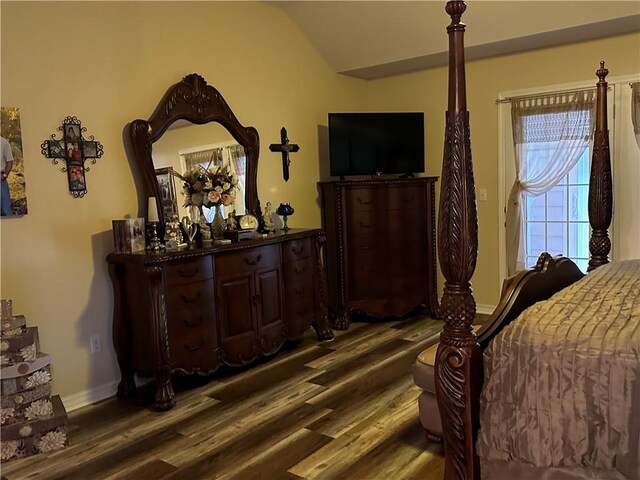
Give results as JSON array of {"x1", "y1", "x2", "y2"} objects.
[{"x1": 524, "y1": 147, "x2": 590, "y2": 272}]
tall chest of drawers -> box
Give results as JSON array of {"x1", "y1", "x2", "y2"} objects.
[
  {"x1": 319, "y1": 178, "x2": 439, "y2": 329},
  {"x1": 107, "y1": 229, "x2": 333, "y2": 410}
]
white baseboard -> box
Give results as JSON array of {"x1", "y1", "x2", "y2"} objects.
[
  {"x1": 61, "y1": 380, "x2": 118, "y2": 412},
  {"x1": 476, "y1": 303, "x2": 496, "y2": 315}
]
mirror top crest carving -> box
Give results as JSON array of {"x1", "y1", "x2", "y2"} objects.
[{"x1": 124, "y1": 73, "x2": 262, "y2": 227}]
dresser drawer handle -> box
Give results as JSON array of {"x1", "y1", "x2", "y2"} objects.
[
  {"x1": 357, "y1": 197, "x2": 372, "y2": 205},
  {"x1": 183, "y1": 315, "x2": 203, "y2": 328},
  {"x1": 184, "y1": 340, "x2": 204, "y2": 352},
  {"x1": 178, "y1": 266, "x2": 200, "y2": 278},
  {"x1": 291, "y1": 246, "x2": 305, "y2": 256},
  {"x1": 360, "y1": 245, "x2": 371, "y2": 251},
  {"x1": 244, "y1": 254, "x2": 262, "y2": 266},
  {"x1": 294, "y1": 266, "x2": 306, "y2": 275},
  {"x1": 180, "y1": 291, "x2": 202, "y2": 303},
  {"x1": 294, "y1": 286, "x2": 306, "y2": 295}
]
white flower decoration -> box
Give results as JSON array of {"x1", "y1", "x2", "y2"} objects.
[
  {"x1": 0, "y1": 340, "x2": 8, "y2": 351},
  {"x1": 19, "y1": 425, "x2": 32, "y2": 437},
  {"x1": 20, "y1": 344, "x2": 36, "y2": 361},
  {"x1": 1, "y1": 440, "x2": 19, "y2": 460},
  {"x1": 1, "y1": 327, "x2": 22, "y2": 337},
  {"x1": 0, "y1": 407, "x2": 15, "y2": 425},
  {"x1": 0, "y1": 354, "x2": 9, "y2": 366},
  {"x1": 37, "y1": 429, "x2": 67, "y2": 453},
  {"x1": 24, "y1": 399, "x2": 53, "y2": 420},
  {"x1": 25, "y1": 370, "x2": 51, "y2": 389}
]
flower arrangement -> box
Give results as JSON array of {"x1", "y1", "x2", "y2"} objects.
[{"x1": 179, "y1": 165, "x2": 237, "y2": 209}]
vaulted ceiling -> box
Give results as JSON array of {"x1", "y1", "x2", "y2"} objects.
[{"x1": 270, "y1": 1, "x2": 640, "y2": 80}]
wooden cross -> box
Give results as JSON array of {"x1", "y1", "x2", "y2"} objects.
[
  {"x1": 41, "y1": 116, "x2": 103, "y2": 198},
  {"x1": 269, "y1": 127, "x2": 299, "y2": 182}
]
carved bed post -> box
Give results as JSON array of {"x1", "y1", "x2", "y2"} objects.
[
  {"x1": 435, "y1": 2, "x2": 481, "y2": 480},
  {"x1": 588, "y1": 61, "x2": 612, "y2": 272}
]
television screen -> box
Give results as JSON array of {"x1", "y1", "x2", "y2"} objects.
[{"x1": 328, "y1": 112, "x2": 425, "y2": 177}]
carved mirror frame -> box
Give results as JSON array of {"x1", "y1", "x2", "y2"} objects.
[{"x1": 124, "y1": 73, "x2": 262, "y2": 227}]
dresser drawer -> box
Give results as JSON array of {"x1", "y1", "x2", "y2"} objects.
[
  {"x1": 284, "y1": 259, "x2": 314, "y2": 298},
  {"x1": 215, "y1": 244, "x2": 280, "y2": 275},
  {"x1": 166, "y1": 282, "x2": 215, "y2": 321},
  {"x1": 282, "y1": 237, "x2": 312, "y2": 263},
  {"x1": 164, "y1": 256, "x2": 213, "y2": 287},
  {"x1": 346, "y1": 187, "x2": 379, "y2": 212},
  {"x1": 169, "y1": 327, "x2": 218, "y2": 371},
  {"x1": 386, "y1": 185, "x2": 425, "y2": 210}
]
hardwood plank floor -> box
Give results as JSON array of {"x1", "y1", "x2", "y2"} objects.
[{"x1": 1, "y1": 317, "x2": 449, "y2": 480}]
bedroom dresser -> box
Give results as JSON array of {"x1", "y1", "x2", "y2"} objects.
[{"x1": 107, "y1": 229, "x2": 333, "y2": 411}]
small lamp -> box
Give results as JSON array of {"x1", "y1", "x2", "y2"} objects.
[{"x1": 147, "y1": 197, "x2": 164, "y2": 252}]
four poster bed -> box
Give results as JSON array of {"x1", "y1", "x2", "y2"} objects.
[{"x1": 431, "y1": 2, "x2": 639, "y2": 480}]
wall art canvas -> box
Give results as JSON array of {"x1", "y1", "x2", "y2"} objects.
[{"x1": 1, "y1": 107, "x2": 28, "y2": 216}]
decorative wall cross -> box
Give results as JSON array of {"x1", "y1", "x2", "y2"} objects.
[
  {"x1": 269, "y1": 127, "x2": 299, "y2": 182},
  {"x1": 41, "y1": 116, "x2": 104, "y2": 198}
]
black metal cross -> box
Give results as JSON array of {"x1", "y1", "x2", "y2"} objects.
[
  {"x1": 41, "y1": 116, "x2": 103, "y2": 198},
  {"x1": 269, "y1": 127, "x2": 299, "y2": 182}
]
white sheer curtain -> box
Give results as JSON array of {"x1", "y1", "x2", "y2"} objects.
[
  {"x1": 632, "y1": 82, "x2": 640, "y2": 149},
  {"x1": 183, "y1": 148, "x2": 223, "y2": 171},
  {"x1": 227, "y1": 144, "x2": 246, "y2": 215},
  {"x1": 506, "y1": 90, "x2": 595, "y2": 275}
]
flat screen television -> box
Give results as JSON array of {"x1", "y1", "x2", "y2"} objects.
[{"x1": 328, "y1": 112, "x2": 425, "y2": 177}]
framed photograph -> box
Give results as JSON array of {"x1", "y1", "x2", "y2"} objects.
[
  {"x1": 63, "y1": 123, "x2": 81, "y2": 143},
  {"x1": 47, "y1": 140, "x2": 65, "y2": 158},
  {"x1": 155, "y1": 167, "x2": 178, "y2": 220},
  {"x1": 67, "y1": 164, "x2": 86, "y2": 192},
  {"x1": 1, "y1": 107, "x2": 28, "y2": 216},
  {"x1": 112, "y1": 218, "x2": 146, "y2": 253},
  {"x1": 83, "y1": 141, "x2": 98, "y2": 158}
]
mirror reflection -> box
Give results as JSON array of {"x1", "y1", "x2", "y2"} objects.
[{"x1": 152, "y1": 122, "x2": 247, "y2": 223}]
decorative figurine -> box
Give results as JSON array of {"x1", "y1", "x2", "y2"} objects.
[
  {"x1": 226, "y1": 209, "x2": 237, "y2": 231},
  {"x1": 263, "y1": 202, "x2": 275, "y2": 233},
  {"x1": 199, "y1": 214, "x2": 212, "y2": 243},
  {"x1": 181, "y1": 216, "x2": 198, "y2": 244}
]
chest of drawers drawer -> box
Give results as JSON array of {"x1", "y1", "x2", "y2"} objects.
[{"x1": 164, "y1": 256, "x2": 213, "y2": 287}]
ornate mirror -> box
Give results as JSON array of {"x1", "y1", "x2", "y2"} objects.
[{"x1": 124, "y1": 73, "x2": 262, "y2": 227}]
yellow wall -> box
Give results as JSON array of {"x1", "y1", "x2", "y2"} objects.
[
  {"x1": 365, "y1": 32, "x2": 640, "y2": 307},
  {"x1": 0, "y1": 1, "x2": 364, "y2": 405},
  {"x1": 1, "y1": 0, "x2": 638, "y2": 405}
]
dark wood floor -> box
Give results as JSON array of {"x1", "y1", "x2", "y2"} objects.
[{"x1": 2, "y1": 316, "x2": 449, "y2": 480}]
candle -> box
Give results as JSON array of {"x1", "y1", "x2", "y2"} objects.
[{"x1": 148, "y1": 196, "x2": 160, "y2": 223}]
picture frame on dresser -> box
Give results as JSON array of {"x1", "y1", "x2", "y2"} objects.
[{"x1": 155, "y1": 167, "x2": 178, "y2": 221}]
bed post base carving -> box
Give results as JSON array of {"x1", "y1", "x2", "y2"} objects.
[
  {"x1": 588, "y1": 61, "x2": 612, "y2": 272},
  {"x1": 436, "y1": 2, "x2": 481, "y2": 479}
]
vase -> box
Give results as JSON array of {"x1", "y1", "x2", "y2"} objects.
[
  {"x1": 276, "y1": 203, "x2": 294, "y2": 232},
  {"x1": 211, "y1": 204, "x2": 227, "y2": 240}
]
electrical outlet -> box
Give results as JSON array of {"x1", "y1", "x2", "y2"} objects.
[
  {"x1": 90, "y1": 334, "x2": 102, "y2": 354},
  {"x1": 478, "y1": 188, "x2": 487, "y2": 201}
]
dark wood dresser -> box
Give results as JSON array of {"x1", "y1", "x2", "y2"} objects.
[
  {"x1": 319, "y1": 177, "x2": 439, "y2": 328},
  {"x1": 106, "y1": 229, "x2": 332, "y2": 410}
]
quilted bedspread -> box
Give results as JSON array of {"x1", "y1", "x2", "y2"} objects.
[{"x1": 477, "y1": 259, "x2": 640, "y2": 480}]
